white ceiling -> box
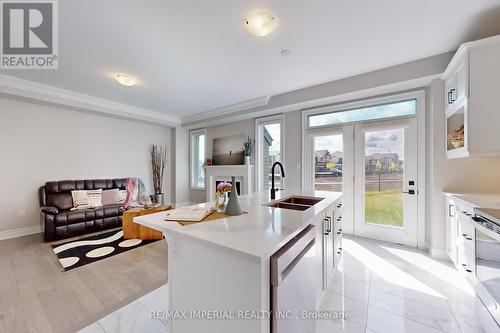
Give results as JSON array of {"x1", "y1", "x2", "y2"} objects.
[{"x1": 2, "y1": 0, "x2": 500, "y2": 118}]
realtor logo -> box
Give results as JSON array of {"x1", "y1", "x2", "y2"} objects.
[{"x1": 1, "y1": 0, "x2": 58, "y2": 68}]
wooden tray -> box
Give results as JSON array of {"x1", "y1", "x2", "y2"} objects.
[{"x1": 176, "y1": 211, "x2": 246, "y2": 226}]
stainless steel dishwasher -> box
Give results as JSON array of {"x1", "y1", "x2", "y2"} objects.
[{"x1": 271, "y1": 224, "x2": 317, "y2": 333}]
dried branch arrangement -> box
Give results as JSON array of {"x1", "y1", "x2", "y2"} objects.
[{"x1": 150, "y1": 145, "x2": 167, "y2": 194}]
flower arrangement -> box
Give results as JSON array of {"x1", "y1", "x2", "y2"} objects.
[
  {"x1": 216, "y1": 182, "x2": 232, "y2": 194},
  {"x1": 243, "y1": 136, "x2": 254, "y2": 157},
  {"x1": 215, "y1": 182, "x2": 232, "y2": 211}
]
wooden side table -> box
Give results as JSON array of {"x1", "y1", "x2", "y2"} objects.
[{"x1": 122, "y1": 204, "x2": 172, "y2": 240}]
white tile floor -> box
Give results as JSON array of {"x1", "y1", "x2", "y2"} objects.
[{"x1": 79, "y1": 236, "x2": 500, "y2": 333}]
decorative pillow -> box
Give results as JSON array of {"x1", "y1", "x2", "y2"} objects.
[
  {"x1": 102, "y1": 189, "x2": 120, "y2": 205},
  {"x1": 87, "y1": 189, "x2": 103, "y2": 207},
  {"x1": 71, "y1": 190, "x2": 89, "y2": 210},
  {"x1": 118, "y1": 190, "x2": 128, "y2": 204}
]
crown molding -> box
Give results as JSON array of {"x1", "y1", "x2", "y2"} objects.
[
  {"x1": 0, "y1": 74, "x2": 181, "y2": 127},
  {"x1": 181, "y1": 96, "x2": 269, "y2": 124}
]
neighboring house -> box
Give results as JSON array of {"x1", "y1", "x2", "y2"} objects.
[
  {"x1": 315, "y1": 149, "x2": 332, "y2": 163},
  {"x1": 331, "y1": 151, "x2": 343, "y2": 167},
  {"x1": 365, "y1": 153, "x2": 401, "y2": 173}
]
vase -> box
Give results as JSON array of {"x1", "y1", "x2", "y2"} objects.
[
  {"x1": 225, "y1": 176, "x2": 242, "y2": 216},
  {"x1": 244, "y1": 156, "x2": 251, "y2": 165},
  {"x1": 154, "y1": 193, "x2": 164, "y2": 205},
  {"x1": 215, "y1": 192, "x2": 227, "y2": 212}
]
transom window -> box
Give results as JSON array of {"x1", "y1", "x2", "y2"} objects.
[{"x1": 307, "y1": 99, "x2": 416, "y2": 128}]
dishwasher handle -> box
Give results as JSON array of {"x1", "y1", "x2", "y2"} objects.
[{"x1": 271, "y1": 224, "x2": 316, "y2": 286}]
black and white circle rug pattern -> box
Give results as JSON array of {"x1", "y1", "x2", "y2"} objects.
[{"x1": 51, "y1": 229, "x2": 160, "y2": 271}]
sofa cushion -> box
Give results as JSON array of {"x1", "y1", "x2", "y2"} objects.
[
  {"x1": 94, "y1": 204, "x2": 124, "y2": 219},
  {"x1": 47, "y1": 193, "x2": 74, "y2": 211},
  {"x1": 55, "y1": 210, "x2": 88, "y2": 226}
]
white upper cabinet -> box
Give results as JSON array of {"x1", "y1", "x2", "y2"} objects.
[{"x1": 442, "y1": 35, "x2": 500, "y2": 159}]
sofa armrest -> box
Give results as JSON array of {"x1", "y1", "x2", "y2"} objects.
[{"x1": 41, "y1": 206, "x2": 59, "y2": 214}]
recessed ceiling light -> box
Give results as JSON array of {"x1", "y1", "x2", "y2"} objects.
[
  {"x1": 245, "y1": 12, "x2": 277, "y2": 37},
  {"x1": 115, "y1": 73, "x2": 137, "y2": 87}
]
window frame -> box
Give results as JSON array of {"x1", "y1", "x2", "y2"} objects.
[
  {"x1": 304, "y1": 92, "x2": 419, "y2": 130},
  {"x1": 190, "y1": 128, "x2": 207, "y2": 190},
  {"x1": 255, "y1": 114, "x2": 284, "y2": 192}
]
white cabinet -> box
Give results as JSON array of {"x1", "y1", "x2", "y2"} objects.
[
  {"x1": 445, "y1": 194, "x2": 476, "y2": 278},
  {"x1": 315, "y1": 198, "x2": 343, "y2": 295},
  {"x1": 445, "y1": 196, "x2": 458, "y2": 265},
  {"x1": 442, "y1": 35, "x2": 500, "y2": 159}
]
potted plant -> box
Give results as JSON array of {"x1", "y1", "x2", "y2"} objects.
[
  {"x1": 150, "y1": 144, "x2": 167, "y2": 204},
  {"x1": 243, "y1": 136, "x2": 254, "y2": 165}
]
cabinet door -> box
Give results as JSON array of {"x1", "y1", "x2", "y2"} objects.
[
  {"x1": 445, "y1": 76, "x2": 457, "y2": 113},
  {"x1": 455, "y1": 60, "x2": 468, "y2": 105},
  {"x1": 314, "y1": 214, "x2": 326, "y2": 300},
  {"x1": 445, "y1": 197, "x2": 458, "y2": 265}
]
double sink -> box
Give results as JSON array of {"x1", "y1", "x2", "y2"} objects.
[{"x1": 266, "y1": 195, "x2": 324, "y2": 211}]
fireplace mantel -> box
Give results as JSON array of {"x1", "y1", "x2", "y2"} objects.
[{"x1": 204, "y1": 165, "x2": 253, "y2": 201}]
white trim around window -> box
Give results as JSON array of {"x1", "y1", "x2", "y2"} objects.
[
  {"x1": 255, "y1": 114, "x2": 284, "y2": 192},
  {"x1": 190, "y1": 128, "x2": 207, "y2": 190}
]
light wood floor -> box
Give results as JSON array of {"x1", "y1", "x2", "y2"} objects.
[{"x1": 0, "y1": 231, "x2": 168, "y2": 333}]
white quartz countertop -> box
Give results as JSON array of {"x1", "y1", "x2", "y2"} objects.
[
  {"x1": 134, "y1": 190, "x2": 342, "y2": 259},
  {"x1": 444, "y1": 192, "x2": 500, "y2": 208}
]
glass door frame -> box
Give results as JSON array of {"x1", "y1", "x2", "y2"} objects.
[
  {"x1": 255, "y1": 114, "x2": 284, "y2": 192},
  {"x1": 302, "y1": 90, "x2": 426, "y2": 249},
  {"x1": 354, "y1": 118, "x2": 418, "y2": 246}
]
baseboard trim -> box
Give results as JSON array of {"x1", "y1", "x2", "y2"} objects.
[
  {"x1": 428, "y1": 247, "x2": 450, "y2": 261},
  {"x1": 0, "y1": 225, "x2": 42, "y2": 240}
]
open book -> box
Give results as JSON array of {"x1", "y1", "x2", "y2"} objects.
[{"x1": 164, "y1": 207, "x2": 214, "y2": 222}]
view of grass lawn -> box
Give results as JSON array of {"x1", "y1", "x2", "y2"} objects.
[{"x1": 365, "y1": 189, "x2": 403, "y2": 227}]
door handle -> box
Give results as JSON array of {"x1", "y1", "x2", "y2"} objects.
[{"x1": 402, "y1": 190, "x2": 415, "y2": 195}]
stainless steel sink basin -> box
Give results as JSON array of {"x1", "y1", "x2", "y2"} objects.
[
  {"x1": 281, "y1": 196, "x2": 324, "y2": 206},
  {"x1": 266, "y1": 196, "x2": 324, "y2": 211}
]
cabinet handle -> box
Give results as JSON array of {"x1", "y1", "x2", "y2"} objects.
[
  {"x1": 462, "y1": 233, "x2": 472, "y2": 241},
  {"x1": 448, "y1": 91, "x2": 453, "y2": 104},
  {"x1": 448, "y1": 204, "x2": 455, "y2": 218},
  {"x1": 462, "y1": 263, "x2": 472, "y2": 273},
  {"x1": 323, "y1": 218, "x2": 329, "y2": 235},
  {"x1": 450, "y1": 89, "x2": 456, "y2": 102}
]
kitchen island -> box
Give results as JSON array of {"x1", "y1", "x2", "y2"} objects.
[{"x1": 135, "y1": 190, "x2": 343, "y2": 333}]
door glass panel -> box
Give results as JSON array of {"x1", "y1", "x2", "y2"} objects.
[
  {"x1": 314, "y1": 135, "x2": 343, "y2": 192},
  {"x1": 260, "y1": 123, "x2": 281, "y2": 191},
  {"x1": 364, "y1": 129, "x2": 404, "y2": 227}
]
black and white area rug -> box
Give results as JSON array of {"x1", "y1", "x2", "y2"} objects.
[{"x1": 51, "y1": 229, "x2": 159, "y2": 271}]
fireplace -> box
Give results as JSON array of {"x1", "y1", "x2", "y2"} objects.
[{"x1": 204, "y1": 165, "x2": 253, "y2": 201}]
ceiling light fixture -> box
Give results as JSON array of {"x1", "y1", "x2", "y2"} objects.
[
  {"x1": 245, "y1": 11, "x2": 276, "y2": 37},
  {"x1": 115, "y1": 73, "x2": 137, "y2": 87}
]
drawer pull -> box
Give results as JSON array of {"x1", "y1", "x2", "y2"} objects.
[{"x1": 462, "y1": 233, "x2": 472, "y2": 241}]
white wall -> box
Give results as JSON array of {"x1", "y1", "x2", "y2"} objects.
[
  {"x1": 427, "y1": 79, "x2": 500, "y2": 252},
  {"x1": 0, "y1": 96, "x2": 172, "y2": 233}
]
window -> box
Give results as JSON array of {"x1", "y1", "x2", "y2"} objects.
[
  {"x1": 307, "y1": 99, "x2": 416, "y2": 128},
  {"x1": 190, "y1": 129, "x2": 206, "y2": 189},
  {"x1": 256, "y1": 115, "x2": 283, "y2": 191}
]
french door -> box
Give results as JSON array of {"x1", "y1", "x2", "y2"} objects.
[
  {"x1": 354, "y1": 118, "x2": 418, "y2": 246},
  {"x1": 306, "y1": 118, "x2": 418, "y2": 247}
]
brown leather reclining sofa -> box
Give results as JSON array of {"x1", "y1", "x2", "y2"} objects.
[{"x1": 39, "y1": 179, "x2": 129, "y2": 241}]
